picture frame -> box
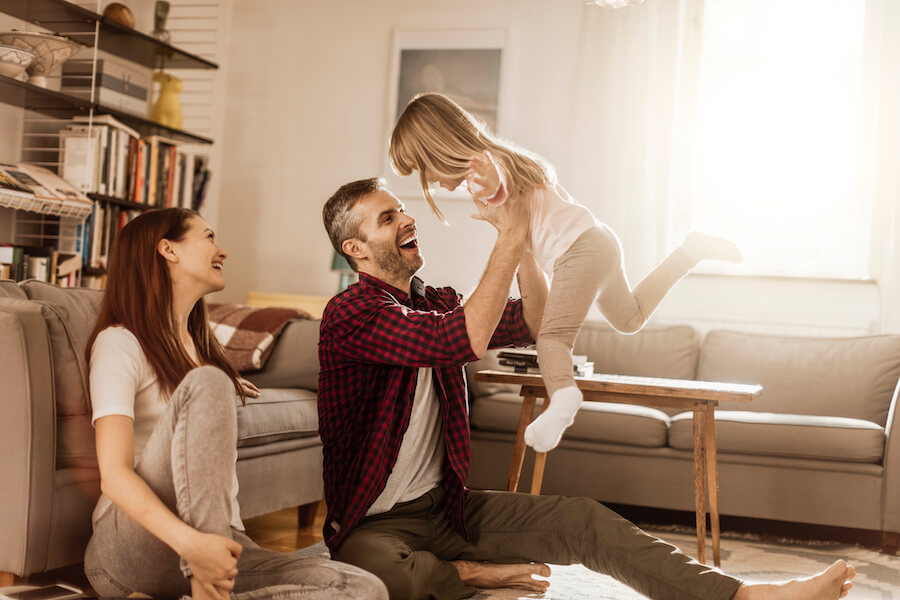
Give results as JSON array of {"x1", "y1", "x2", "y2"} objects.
[{"x1": 382, "y1": 29, "x2": 508, "y2": 201}]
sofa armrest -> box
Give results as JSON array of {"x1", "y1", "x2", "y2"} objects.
[
  {"x1": 0, "y1": 301, "x2": 56, "y2": 576},
  {"x1": 243, "y1": 318, "x2": 321, "y2": 391},
  {"x1": 883, "y1": 378, "x2": 900, "y2": 534}
]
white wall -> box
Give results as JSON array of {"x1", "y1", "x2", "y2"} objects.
[{"x1": 216, "y1": 0, "x2": 584, "y2": 301}]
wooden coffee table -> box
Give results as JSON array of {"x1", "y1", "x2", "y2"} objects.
[{"x1": 473, "y1": 370, "x2": 762, "y2": 567}]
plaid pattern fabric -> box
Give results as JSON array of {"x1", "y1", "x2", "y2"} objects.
[
  {"x1": 208, "y1": 303, "x2": 308, "y2": 372},
  {"x1": 318, "y1": 272, "x2": 533, "y2": 551}
]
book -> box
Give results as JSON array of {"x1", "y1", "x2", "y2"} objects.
[
  {"x1": 59, "y1": 128, "x2": 100, "y2": 193},
  {"x1": 497, "y1": 348, "x2": 589, "y2": 366},
  {"x1": 70, "y1": 113, "x2": 141, "y2": 140}
]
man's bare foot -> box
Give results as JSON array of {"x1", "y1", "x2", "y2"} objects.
[
  {"x1": 733, "y1": 560, "x2": 856, "y2": 600},
  {"x1": 451, "y1": 560, "x2": 551, "y2": 593}
]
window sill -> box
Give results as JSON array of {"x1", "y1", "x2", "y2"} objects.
[{"x1": 686, "y1": 267, "x2": 877, "y2": 287}]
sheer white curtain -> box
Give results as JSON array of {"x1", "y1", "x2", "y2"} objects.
[
  {"x1": 567, "y1": 0, "x2": 704, "y2": 282},
  {"x1": 569, "y1": 0, "x2": 900, "y2": 290}
]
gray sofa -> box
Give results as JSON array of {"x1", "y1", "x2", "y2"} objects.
[
  {"x1": 466, "y1": 322, "x2": 900, "y2": 554},
  {"x1": 0, "y1": 279, "x2": 324, "y2": 580}
]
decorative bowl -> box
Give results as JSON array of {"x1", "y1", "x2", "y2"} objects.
[
  {"x1": 0, "y1": 31, "x2": 81, "y2": 88},
  {"x1": 0, "y1": 43, "x2": 35, "y2": 79}
]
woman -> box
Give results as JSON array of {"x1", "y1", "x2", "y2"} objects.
[{"x1": 83, "y1": 208, "x2": 387, "y2": 600}]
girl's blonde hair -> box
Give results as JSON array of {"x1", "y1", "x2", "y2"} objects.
[{"x1": 389, "y1": 92, "x2": 555, "y2": 223}]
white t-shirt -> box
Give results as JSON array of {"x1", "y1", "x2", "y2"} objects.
[
  {"x1": 366, "y1": 367, "x2": 444, "y2": 516},
  {"x1": 527, "y1": 183, "x2": 598, "y2": 275},
  {"x1": 90, "y1": 325, "x2": 243, "y2": 530}
]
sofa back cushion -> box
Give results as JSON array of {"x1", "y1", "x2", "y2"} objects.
[
  {"x1": 0, "y1": 279, "x2": 27, "y2": 299},
  {"x1": 243, "y1": 318, "x2": 321, "y2": 391},
  {"x1": 573, "y1": 323, "x2": 700, "y2": 380},
  {"x1": 20, "y1": 280, "x2": 103, "y2": 468},
  {"x1": 698, "y1": 330, "x2": 900, "y2": 426}
]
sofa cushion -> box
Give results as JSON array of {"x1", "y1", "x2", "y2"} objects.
[
  {"x1": 244, "y1": 318, "x2": 321, "y2": 391},
  {"x1": 236, "y1": 387, "x2": 319, "y2": 448},
  {"x1": 669, "y1": 411, "x2": 885, "y2": 463},
  {"x1": 471, "y1": 391, "x2": 670, "y2": 448},
  {"x1": 698, "y1": 330, "x2": 900, "y2": 426},
  {"x1": 18, "y1": 281, "x2": 103, "y2": 468},
  {"x1": 0, "y1": 279, "x2": 26, "y2": 299}
]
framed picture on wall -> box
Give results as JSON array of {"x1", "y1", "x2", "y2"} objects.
[{"x1": 383, "y1": 29, "x2": 507, "y2": 201}]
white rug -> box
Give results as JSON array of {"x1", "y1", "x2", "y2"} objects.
[{"x1": 297, "y1": 529, "x2": 900, "y2": 599}]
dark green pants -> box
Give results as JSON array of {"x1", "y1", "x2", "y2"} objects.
[{"x1": 334, "y1": 488, "x2": 742, "y2": 600}]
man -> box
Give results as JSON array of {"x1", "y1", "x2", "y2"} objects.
[{"x1": 318, "y1": 177, "x2": 855, "y2": 600}]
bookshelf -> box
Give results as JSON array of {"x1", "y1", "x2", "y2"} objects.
[
  {"x1": 0, "y1": 0, "x2": 219, "y2": 287},
  {"x1": 0, "y1": 0, "x2": 217, "y2": 70}
]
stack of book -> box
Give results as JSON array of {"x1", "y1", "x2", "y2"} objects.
[
  {"x1": 61, "y1": 51, "x2": 152, "y2": 118},
  {"x1": 496, "y1": 348, "x2": 594, "y2": 378}
]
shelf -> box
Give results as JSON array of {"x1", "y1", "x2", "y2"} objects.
[
  {"x1": 0, "y1": 189, "x2": 92, "y2": 220},
  {"x1": 87, "y1": 193, "x2": 154, "y2": 212},
  {"x1": 0, "y1": 74, "x2": 214, "y2": 144},
  {"x1": 0, "y1": 0, "x2": 218, "y2": 71},
  {"x1": 82, "y1": 266, "x2": 106, "y2": 277}
]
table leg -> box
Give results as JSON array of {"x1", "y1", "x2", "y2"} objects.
[
  {"x1": 508, "y1": 395, "x2": 538, "y2": 492},
  {"x1": 531, "y1": 451, "x2": 547, "y2": 495},
  {"x1": 704, "y1": 403, "x2": 721, "y2": 567},
  {"x1": 692, "y1": 408, "x2": 707, "y2": 564}
]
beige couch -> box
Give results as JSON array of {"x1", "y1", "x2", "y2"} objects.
[
  {"x1": 0, "y1": 279, "x2": 324, "y2": 580},
  {"x1": 466, "y1": 322, "x2": 900, "y2": 554}
]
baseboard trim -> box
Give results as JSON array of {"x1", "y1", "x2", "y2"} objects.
[{"x1": 604, "y1": 502, "x2": 892, "y2": 554}]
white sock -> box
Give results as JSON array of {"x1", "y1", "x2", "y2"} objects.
[
  {"x1": 524, "y1": 386, "x2": 583, "y2": 453},
  {"x1": 680, "y1": 231, "x2": 743, "y2": 264}
]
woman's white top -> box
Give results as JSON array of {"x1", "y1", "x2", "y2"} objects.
[
  {"x1": 90, "y1": 325, "x2": 243, "y2": 530},
  {"x1": 527, "y1": 183, "x2": 598, "y2": 275}
]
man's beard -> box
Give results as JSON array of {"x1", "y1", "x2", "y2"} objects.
[{"x1": 369, "y1": 239, "x2": 424, "y2": 282}]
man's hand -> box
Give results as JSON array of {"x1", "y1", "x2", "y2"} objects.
[{"x1": 471, "y1": 184, "x2": 530, "y2": 241}]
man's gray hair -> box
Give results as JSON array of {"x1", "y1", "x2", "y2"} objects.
[{"x1": 322, "y1": 177, "x2": 386, "y2": 272}]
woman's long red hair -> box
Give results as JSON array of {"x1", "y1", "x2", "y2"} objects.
[{"x1": 86, "y1": 208, "x2": 244, "y2": 400}]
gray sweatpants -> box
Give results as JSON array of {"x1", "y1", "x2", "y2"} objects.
[
  {"x1": 538, "y1": 224, "x2": 696, "y2": 397},
  {"x1": 84, "y1": 366, "x2": 387, "y2": 600},
  {"x1": 335, "y1": 487, "x2": 742, "y2": 600}
]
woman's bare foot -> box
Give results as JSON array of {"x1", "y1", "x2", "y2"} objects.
[
  {"x1": 733, "y1": 560, "x2": 856, "y2": 600},
  {"x1": 451, "y1": 560, "x2": 551, "y2": 593}
]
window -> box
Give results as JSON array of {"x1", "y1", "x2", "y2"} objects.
[{"x1": 680, "y1": 0, "x2": 870, "y2": 278}]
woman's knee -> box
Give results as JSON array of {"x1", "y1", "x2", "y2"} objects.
[{"x1": 170, "y1": 366, "x2": 238, "y2": 428}]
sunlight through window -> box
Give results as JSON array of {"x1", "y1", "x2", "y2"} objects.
[{"x1": 686, "y1": 0, "x2": 869, "y2": 278}]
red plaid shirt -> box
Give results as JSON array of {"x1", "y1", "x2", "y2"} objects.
[{"x1": 318, "y1": 272, "x2": 533, "y2": 551}]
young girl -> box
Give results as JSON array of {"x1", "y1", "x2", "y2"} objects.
[
  {"x1": 390, "y1": 92, "x2": 742, "y2": 453},
  {"x1": 83, "y1": 208, "x2": 386, "y2": 600}
]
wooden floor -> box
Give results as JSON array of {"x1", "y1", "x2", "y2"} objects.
[{"x1": 243, "y1": 502, "x2": 328, "y2": 552}]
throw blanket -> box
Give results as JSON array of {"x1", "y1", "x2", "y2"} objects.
[{"x1": 208, "y1": 303, "x2": 310, "y2": 372}]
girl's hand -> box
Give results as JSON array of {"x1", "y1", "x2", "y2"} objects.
[
  {"x1": 467, "y1": 151, "x2": 507, "y2": 205},
  {"x1": 182, "y1": 531, "x2": 242, "y2": 598},
  {"x1": 240, "y1": 378, "x2": 260, "y2": 398}
]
